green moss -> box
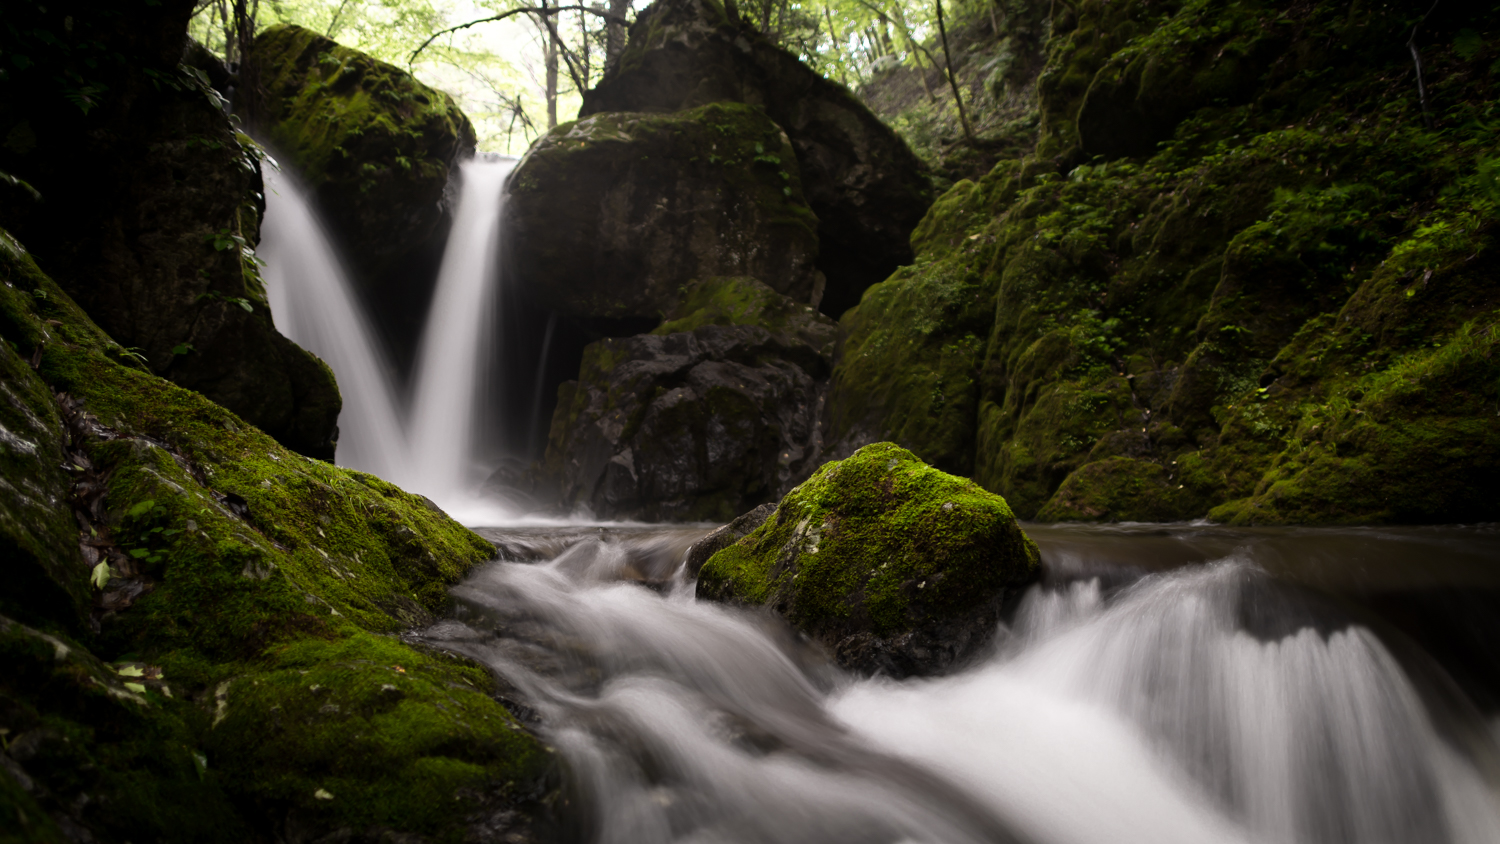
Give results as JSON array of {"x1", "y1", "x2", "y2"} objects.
[
  {"x1": 655, "y1": 276, "x2": 826, "y2": 337},
  {"x1": 698, "y1": 442, "x2": 1037, "y2": 638},
  {"x1": 0, "y1": 616, "x2": 251, "y2": 843},
  {"x1": 253, "y1": 25, "x2": 472, "y2": 192},
  {"x1": 830, "y1": 0, "x2": 1500, "y2": 523},
  {"x1": 0, "y1": 233, "x2": 548, "y2": 839},
  {"x1": 207, "y1": 632, "x2": 548, "y2": 835}
]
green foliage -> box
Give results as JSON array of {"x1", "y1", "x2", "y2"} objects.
[{"x1": 830, "y1": 0, "x2": 1500, "y2": 524}]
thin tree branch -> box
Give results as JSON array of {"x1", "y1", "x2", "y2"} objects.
[
  {"x1": 1407, "y1": 0, "x2": 1441, "y2": 129},
  {"x1": 936, "y1": 0, "x2": 974, "y2": 143},
  {"x1": 408, "y1": 5, "x2": 628, "y2": 69}
]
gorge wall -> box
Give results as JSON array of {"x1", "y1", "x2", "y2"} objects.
[{"x1": 826, "y1": 0, "x2": 1500, "y2": 524}]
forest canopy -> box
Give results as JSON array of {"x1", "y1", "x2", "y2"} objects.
[{"x1": 189, "y1": 0, "x2": 1012, "y2": 153}]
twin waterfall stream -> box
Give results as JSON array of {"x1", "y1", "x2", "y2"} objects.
[{"x1": 257, "y1": 160, "x2": 1500, "y2": 844}]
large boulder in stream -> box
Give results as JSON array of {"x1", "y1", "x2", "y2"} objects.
[
  {"x1": 0, "y1": 232, "x2": 550, "y2": 842},
  {"x1": 536, "y1": 277, "x2": 836, "y2": 521},
  {"x1": 0, "y1": 0, "x2": 340, "y2": 460},
  {"x1": 579, "y1": 0, "x2": 934, "y2": 317},
  {"x1": 505, "y1": 103, "x2": 822, "y2": 322},
  {"x1": 248, "y1": 23, "x2": 477, "y2": 365},
  {"x1": 697, "y1": 442, "x2": 1039, "y2": 677}
]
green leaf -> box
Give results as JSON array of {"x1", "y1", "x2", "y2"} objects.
[
  {"x1": 116, "y1": 664, "x2": 145, "y2": 677},
  {"x1": 129, "y1": 548, "x2": 151, "y2": 559},
  {"x1": 90, "y1": 562, "x2": 111, "y2": 589},
  {"x1": 235, "y1": 298, "x2": 253, "y2": 312},
  {"x1": 172, "y1": 343, "x2": 195, "y2": 355},
  {"x1": 127, "y1": 499, "x2": 156, "y2": 518}
]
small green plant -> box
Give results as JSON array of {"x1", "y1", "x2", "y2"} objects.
[{"x1": 196, "y1": 290, "x2": 254, "y2": 313}]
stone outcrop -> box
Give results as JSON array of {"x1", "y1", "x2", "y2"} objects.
[
  {"x1": 248, "y1": 23, "x2": 476, "y2": 365},
  {"x1": 825, "y1": 0, "x2": 1500, "y2": 525},
  {"x1": 535, "y1": 277, "x2": 836, "y2": 521},
  {"x1": 579, "y1": 0, "x2": 933, "y2": 318},
  {"x1": 0, "y1": 229, "x2": 549, "y2": 842},
  {"x1": 696, "y1": 442, "x2": 1039, "y2": 677},
  {"x1": 505, "y1": 104, "x2": 821, "y2": 322},
  {"x1": 0, "y1": 0, "x2": 340, "y2": 460}
]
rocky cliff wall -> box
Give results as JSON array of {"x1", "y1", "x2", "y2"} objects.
[
  {"x1": 828, "y1": 0, "x2": 1500, "y2": 524},
  {"x1": 0, "y1": 0, "x2": 341, "y2": 461}
]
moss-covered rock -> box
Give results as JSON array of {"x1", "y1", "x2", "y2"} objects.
[
  {"x1": 505, "y1": 104, "x2": 820, "y2": 322},
  {"x1": 697, "y1": 442, "x2": 1038, "y2": 676},
  {"x1": 249, "y1": 24, "x2": 477, "y2": 366},
  {"x1": 535, "y1": 278, "x2": 836, "y2": 521},
  {"x1": 0, "y1": 231, "x2": 549, "y2": 841},
  {"x1": 581, "y1": 0, "x2": 933, "y2": 317},
  {"x1": 827, "y1": 0, "x2": 1500, "y2": 525},
  {"x1": 0, "y1": 1, "x2": 340, "y2": 461}
]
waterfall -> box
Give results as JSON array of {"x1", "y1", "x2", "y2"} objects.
[
  {"x1": 258, "y1": 165, "x2": 410, "y2": 482},
  {"x1": 407, "y1": 156, "x2": 515, "y2": 510},
  {"x1": 421, "y1": 526, "x2": 1500, "y2": 844},
  {"x1": 259, "y1": 156, "x2": 521, "y2": 521}
]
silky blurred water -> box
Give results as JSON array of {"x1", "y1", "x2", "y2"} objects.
[{"x1": 418, "y1": 524, "x2": 1500, "y2": 844}]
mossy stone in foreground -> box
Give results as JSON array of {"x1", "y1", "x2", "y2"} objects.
[
  {"x1": 0, "y1": 232, "x2": 549, "y2": 842},
  {"x1": 697, "y1": 443, "x2": 1039, "y2": 676}
]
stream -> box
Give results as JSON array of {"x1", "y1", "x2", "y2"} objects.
[{"x1": 414, "y1": 522, "x2": 1500, "y2": 844}]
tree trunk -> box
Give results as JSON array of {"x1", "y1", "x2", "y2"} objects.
[
  {"x1": 545, "y1": 9, "x2": 559, "y2": 129},
  {"x1": 606, "y1": 0, "x2": 631, "y2": 75}
]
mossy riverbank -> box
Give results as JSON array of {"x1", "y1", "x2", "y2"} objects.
[{"x1": 0, "y1": 231, "x2": 549, "y2": 842}]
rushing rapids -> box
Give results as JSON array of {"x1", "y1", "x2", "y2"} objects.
[
  {"x1": 415, "y1": 524, "x2": 1500, "y2": 844},
  {"x1": 257, "y1": 141, "x2": 1500, "y2": 844}
]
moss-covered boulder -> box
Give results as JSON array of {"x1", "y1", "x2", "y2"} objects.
[
  {"x1": 534, "y1": 277, "x2": 835, "y2": 521},
  {"x1": 697, "y1": 442, "x2": 1039, "y2": 676},
  {"x1": 826, "y1": 0, "x2": 1500, "y2": 525},
  {"x1": 0, "y1": 1, "x2": 340, "y2": 461},
  {"x1": 249, "y1": 24, "x2": 477, "y2": 366},
  {"x1": 0, "y1": 231, "x2": 550, "y2": 842},
  {"x1": 505, "y1": 104, "x2": 820, "y2": 322},
  {"x1": 581, "y1": 0, "x2": 933, "y2": 317}
]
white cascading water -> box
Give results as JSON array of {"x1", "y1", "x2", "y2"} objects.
[
  {"x1": 406, "y1": 156, "x2": 515, "y2": 510},
  {"x1": 259, "y1": 156, "x2": 517, "y2": 518},
  {"x1": 258, "y1": 165, "x2": 410, "y2": 481},
  {"x1": 420, "y1": 531, "x2": 1500, "y2": 844}
]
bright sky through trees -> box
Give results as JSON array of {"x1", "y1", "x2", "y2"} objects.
[{"x1": 190, "y1": 0, "x2": 972, "y2": 154}]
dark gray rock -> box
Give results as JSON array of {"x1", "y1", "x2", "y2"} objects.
[
  {"x1": 535, "y1": 279, "x2": 838, "y2": 521},
  {"x1": 682, "y1": 502, "x2": 775, "y2": 578},
  {"x1": 579, "y1": 0, "x2": 934, "y2": 317},
  {"x1": 504, "y1": 103, "x2": 821, "y2": 322},
  {"x1": 0, "y1": 1, "x2": 340, "y2": 460}
]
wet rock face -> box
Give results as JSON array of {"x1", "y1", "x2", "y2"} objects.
[
  {"x1": 0, "y1": 2, "x2": 340, "y2": 460},
  {"x1": 579, "y1": 0, "x2": 933, "y2": 317},
  {"x1": 537, "y1": 278, "x2": 836, "y2": 521},
  {"x1": 696, "y1": 442, "x2": 1039, "y2": 677},
  {"x1": 249, "y1": 24, "x2": 476, "y2": 366},
  {"x1": 504, "y1": 103, "x2": 821, "y2": 321}
]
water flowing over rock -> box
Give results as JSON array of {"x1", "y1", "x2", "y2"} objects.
[
  {"x1": 0, "y1": 0, "x2": 340, "y2": 460},
  {"x1": 504, "y1": 104, "x2": 821, "y2": 322},
  {"x1": 579, "y1": 0, "x2": 933, "y2": 318},
  {"x1": 697, "y1": 442, "x2": 1040, "y2": 677},
  {"x1": 535, "y1": 277, "x2": 836, "y2": 521},
  {"x1": 248, "y1": 23, "x2": 477, "y2": 367}
]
